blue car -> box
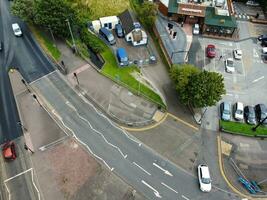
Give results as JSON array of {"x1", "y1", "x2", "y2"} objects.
[
  {"x1": 116, "y1": 48, "x2": 128, "y2": 66},
  {"x1": 220, "y1": 102, "x2": 231, "y2": 121}
]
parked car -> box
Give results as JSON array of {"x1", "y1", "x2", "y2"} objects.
[
  {"x1": 233, "y1": 49, "x2": 242, "y2": 60},
  {"x1": 116, "y1": 48, "x2": 129, "y2": 66},
  {"x1": 206, "y1": 44, "x2": 216, "y2": 58},
  {"x1": 193, "y1": 24, "x2": 200, "y2": 35},
  {"x1": 262, "y1": 54, "x2": 267, "y2": 63},
  {"x1": 255, "y1": 104, "x2": 267, "y2": 125},
  {"x1": 99, "y1": 27, "x2": 116, "y2": 45},
  {"x1": 225, "y1": 58, "x2": 235, "y2": 73},
  {"x1": 12, "y1": 23, "x2": 22, "y2": 37},
  {"x1": 233, "y1": 102, "x2": 244, "y2": 121},
  {"x1": 258, "y1": 35, "x2": 267, "y2": 41},
  {"x1": 262, "y1": 47, "x2": 267, "y2": 54},
  {"x1": 2, "y1": 141, "x2": 16, "y2": 160},
  {"x1": 198, "y1": 164, "x2": 212, "y2": 192},
  {"x1": 246, "y1": 1, "x2": 259, "y2": 6},
  {"x1": 115, "y1": 24, "x2": 124, "y2": 38},
  {"x1": 262, "y1": 40, "x2": 267, "y2": 47},
  {"x1": 220, "y1": 102, "x2": 231, "y2": 121},
  {"x1": 244, "y1": 106, "x2": 257, "y2": 125}
]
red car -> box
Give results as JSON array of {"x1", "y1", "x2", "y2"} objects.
[
  {"x1": 206, "y1": 44, "x2": 216, "y2": 58},
  {"x1": 2, "y1": 141, "x2": 16, "y2": 160}
]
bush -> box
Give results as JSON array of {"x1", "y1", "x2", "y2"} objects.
[{"x1": 80, "y1": 28, "x2": 105, "y2": 53}]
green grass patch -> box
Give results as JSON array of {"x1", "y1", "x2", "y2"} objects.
[
  {"x1": 101, "y1": 47, "x2": 166, "y2": 109},
  {"x1": 220, "y1": 120, "x2": 267, "y2": 136},
  {"x1": 29, "y1": 25, "x2": 61, "y2": 61}
]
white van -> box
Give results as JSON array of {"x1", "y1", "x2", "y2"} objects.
[{"x1": 12, "y1": 23, "x2": 22, "y2": 37}]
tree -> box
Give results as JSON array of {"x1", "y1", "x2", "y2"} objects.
[
  {"x1": 80, "y1": 28, "x2": 105, "y2": 53},
  {"x1": 11, "y1": 0, "x2": 36, "y2": 22},
  {"x1": 136, "y1": 2, "x2": 157, "y2": 30},
  {"x1": 170, "y1": 64, "x2": 225, "y2": 108},
  {"x1": 34, "y1": 0, "x2": 77, "y2": 38}
]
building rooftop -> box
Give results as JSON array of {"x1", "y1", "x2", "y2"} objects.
[{"x1": 205, "y1": 7, "x2": 237, "y2": 28}]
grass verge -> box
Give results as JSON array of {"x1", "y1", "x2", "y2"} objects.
[
  {"x1": 29, "y1": 25, "x2": 61, "y2": 61},
  {"x1": 220, "y1": 120, "x2": 267, "y2": 136},
  {"x1": 100, "y1": 47, "x2": 166, "y2": 109}
]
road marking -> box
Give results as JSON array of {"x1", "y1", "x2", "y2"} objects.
[
  {"x1": 133, "y1": 162, "x2": 151, "y2": 175},
  {"x1": 252, "y1": 76, "x2": 264, "y2": 83},
  {"x1": 153, "y1": 163, "x2": 173, "y2": 176},
  {"x1": 226, "y1": 93, "x2": 233, "y2": 96},
  {"x1": 141, "y1": 180, "x2": 162, "y2": 198},
  {"x1": 66, "y1": 102, "x2": 128, "y2": 159},
  {"x1": 4, "y1": 168, "x2": 41, "y2": 200},
  {"x1": 167, "y1": 113, "x2": 198, "y2": 131},
  {"x1": 182, "y1": 195, "x2": 190, "y2": 200},
  {"x1": 4, "y1": 168, "x2": 33, "y2": 182},
  {"x1": 161, "y1": 182, "x2": 178, "y2": 194}
]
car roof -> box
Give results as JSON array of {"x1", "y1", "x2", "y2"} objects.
[
  {"x1": 200, "y1": 165, "x2": 210, "y2": 178},
  {"x1": 235, "y1": 49, "x2": 242, "y2": 54},
  {"x1": 236, "y1": 102, "x2": 244, "y2": 109},
  {"x1": 223, "y1": 102, "x2": 230, "y2": 110},
  {"x1": 227, "y1": 58, "x2": 233, "y2": 61},
  {"x1": 12, "y1": 23, "x2": 19, "y2": 28}
]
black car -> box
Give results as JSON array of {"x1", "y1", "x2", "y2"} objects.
[
  {"x1": 115, "y1": 24, "x2": 124, "y2": 38},
  {"x1": 244, "y1": 106, "x2": 256, "y2": 125},
  {"x1": 258, "y1": 35, "x2": 267, "y2": 41},
  {"x1": 255, "y1": 104, "x2": 267, "y2": 125}
]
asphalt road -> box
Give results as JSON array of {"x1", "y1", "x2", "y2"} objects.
[
  {"x1": 0, "y1": 0, "x2": 55, "y2": 143},
  {"x1": 31, "y1": 71, "x2": 238, "y2": 200}
]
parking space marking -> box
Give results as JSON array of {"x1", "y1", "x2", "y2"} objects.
[
  {"x1": 161, "y1": 182, "x2": 178, "y2": 194},
  {"x1": 4, "y1": 168, "x2": 33, "y2": 183},
  {"x1": 252, "y1": 76, "x2": 264, "y2": 83}
]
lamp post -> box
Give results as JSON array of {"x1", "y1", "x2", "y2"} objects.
[
  {"x1": 32, "y1": 94, "x2": 42, "y2": 107},
  {"x1": 21, "y1": 79, "x2": 31, "y2": 93},
  {"x1": 73, "y1": 72, "x2": 79, "y2": 85},
  {"x1": 66, "y1": 18, "x2": 77, "y2": 53}
]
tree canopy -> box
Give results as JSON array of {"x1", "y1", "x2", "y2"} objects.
[
  {"x1": 170, "y1": 64, "x2": 225, "y2": 108},
  {"x1": 136, "y1": 2, "x2": 157, "y2": 30},
  {"x1": 11, "y1": 0, "x2": 35, "y2": 22}
]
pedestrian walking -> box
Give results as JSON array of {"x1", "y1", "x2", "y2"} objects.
[{"x1": 219, "y1": 55, "x2": 223, "y2": 60}]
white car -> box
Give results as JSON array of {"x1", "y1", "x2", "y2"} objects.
[
  {"x1": 246, "y1": 1, "x2": 259, "y2": 6},
  {"x1": 12, "y1": 23, "x2": 22, "y2": 36},
  {"x1": 225, "y1": 58, "x2": 235, "y2": 73},
  {"x1": 233, "y1": 49, "x2": 242, "y2": 60},
  {"x1": 234, "y1": 102, "x2": 244, "y2": 121},
  {"x1": 193, "y1": 24, "x2": 200, "y2": 35},
  {"x1": 198, "y1": 164, "x2": 212, "y2": 192}
]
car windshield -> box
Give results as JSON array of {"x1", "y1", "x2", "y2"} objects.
[
  {"x1": 223, "y1": 109, "x2": 230, "y2": 115},
  {"x1": 108, "y1": 34, "x2": 114, "y2": 41},
  {"x1": 15, "y1": 28, "x2": 20, "y2": 33},
  {"x1": 208, "y1": 47, "x2": 215, "y2": 51},
  {"x1": 236, "y1": 110, "x2": 243, "y2": 115},
  {"x1": 227, "y1": 60, "x2": 233, "y2": 66},
  {"x1": 202, "y1": 178, "x2": 211, "y2": 184}
]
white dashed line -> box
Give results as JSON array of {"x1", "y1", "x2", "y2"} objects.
[
  {"x1": 133, "y1": 162, "x2": 151, "y2": 176},
  {"x1": 161, "y1": 182, "x2": 178, "y2": 194},
  {"x1": 252, "y1": 76, "x2": 264, "y2": 83},
  {"x1": 182, "y1": 195, "x2": 190, "y2": 200}
]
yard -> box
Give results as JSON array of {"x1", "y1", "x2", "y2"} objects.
[
  {"x1": 220, "y1": 120, "x2": 267, "y2": 137},
  {"x1": 71, "y1": 0, "x2": 130, "y2": 20},
  {"x1": 101, "y1": 47, "x2": 166, "y2": 109}
]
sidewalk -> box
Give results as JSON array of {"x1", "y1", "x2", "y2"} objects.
[{"x1": 55, "y1": 39, "x2": 162, "y2": 127}]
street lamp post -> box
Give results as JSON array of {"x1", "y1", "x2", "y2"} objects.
[
  {"x1": 21, "y1": 79, "x2": 31, "y2": 93},
  {"x1": 66, "y1": 19, "x2": 77, "y2": 54},
  {"x1": 73, "y1": 72, "x2": 79, "y2": 85},
  {"x1": 32, "y1": 94, "x2": 42, "y2": 107}
]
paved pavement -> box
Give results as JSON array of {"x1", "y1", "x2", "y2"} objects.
[
  {"x1": 29, "y1": 71, "x2": 240, "y2": 200},
  {"x1": 155, "y1": 14, "x2": 187, "y2": 64}
]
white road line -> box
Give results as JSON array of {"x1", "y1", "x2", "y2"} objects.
[
  {"x1": 60, "y1": 118, "x2": 114, "y2": 171},
  {"x1": 252, "y1": 76, "x2": 264, "y2": 83},
  {"x1": 153, "y1": 163, "x2": 173, "y2": 176},
  {"x1": 226, "y1": 93, "x2": 233, "y2": 96},
  {"x1": 141, "y1": 180, "x2": 162, "y2": 198},
  {"x1": 161, "y1": 182, "x2": 178, "y2": 194},
  {"x1": 66, "y1": 102, "x2": 128, "y2": 159},
  {"x1": 4, "y1": 168, "x2": 41, "y2": 200},
  {"x1": 4, "y1": 168, "x2": 33, "y2": 182},
  {"x1": 182, "y1": 195, "x2": 190, "y2": 200},
  {"x1": 133, "y1": 162, "x2": 151, "y2": 175}
]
